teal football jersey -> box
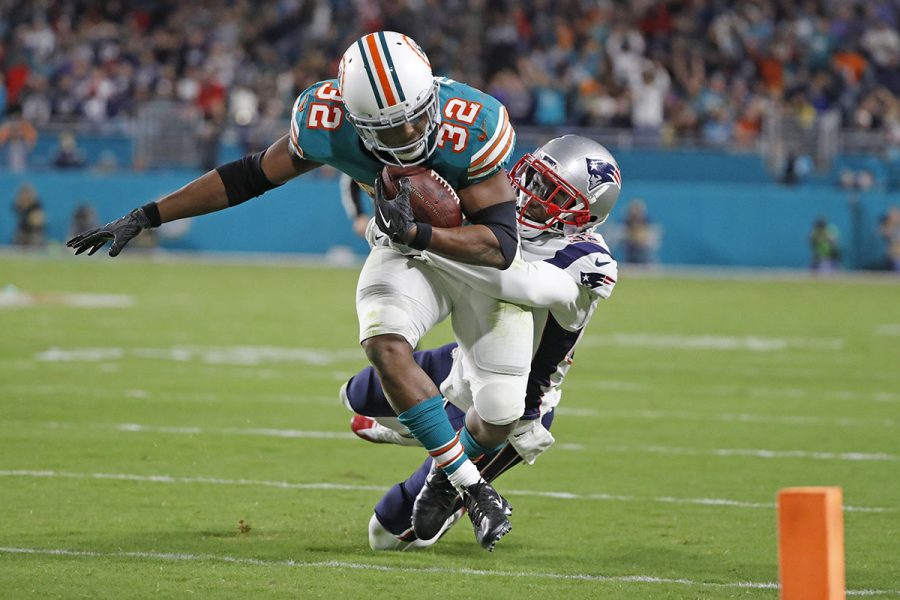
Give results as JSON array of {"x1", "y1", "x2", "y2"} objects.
[{"x1": 288, "y1": 77, "x2": 515, "y2": 195}]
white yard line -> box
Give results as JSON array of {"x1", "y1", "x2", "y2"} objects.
[
  {"x1": 0, "y1": 469, "x2": 889, "y2": 513},
  {"x1": 33, "y1": 345, "x2": 364, "y2": 366},
  {"x1": 563, "y1": 378, "x2": 900, "y2": 404},
  {"x1": 12, "y1": 421, "x2": 355, "y2": 439},
  {"x1": 7, "y1": 419, "x2": 897, "y2": 465},
  {"x1": 603, "y1": 445, "x2": 898, "y2": 462},
  {"x1": 2, "y1": 385, "x2": 338, "y2": 406},
  {"x1": 873, "y1": 324, "x2": 900, "y2": 336},
  {"x1": 581, "y1": 333, "x2": 845, "y2": 352},
  {"x1": 114, "y1": 423, "x2": 356, "y2": 439},
  {"x1": 0, "y1": 546, "x2": 894, "y2": 595},
  {"x1": 5, "y1": 418, "x2": 897, "y2": 488},
  {"x1": 554, "y1": 407, "x2": 896, "y2": 428},
  {"x1": 0, "y1": 291, "x2": 134, "y2": 309}
]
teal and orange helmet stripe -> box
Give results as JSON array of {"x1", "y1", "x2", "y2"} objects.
[{"x1": 357, "y1": 32, "x2": 407, "y2": 110}]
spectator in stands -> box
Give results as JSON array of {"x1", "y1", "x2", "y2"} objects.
[
  {"x1": 862, "y1": 20, "x2": 900, "y2": 70},
  {"x1": 623, "y1": 198, "x2": 654, "y2": 264},
  {"x1": 809, "y1": 217, "x2": 841, "y2": 273},
  {"x1": 0, "y1": 108, "x2": 37, "y2": 172},
  {"x1": 879, "y1": 206, "x2": 900, "y2": 272},
  {"x1": 69, "y1": 204, "x2": 99, "y2": 241},
  {"x1": 0, "y1": 0, "x2": 897, "y2": 152},
  {"x1": 52, "y1": 131, "x2": 86, "y2": 169},
  {"x1": 12, "y1": 184, "x2": 46, "y2": 248},
  {"x1": 628, "y1": 60, "x2": 670, "y2": 143}
]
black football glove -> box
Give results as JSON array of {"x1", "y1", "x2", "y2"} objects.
[
  {"x1": 373, "y1": 176, "x2": 416, "y2": 243},
  {"x1": 66, "y1": 206, "x2": 153, "y2": 257}
]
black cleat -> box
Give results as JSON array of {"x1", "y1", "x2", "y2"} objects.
[
  {"x1": 462, "y1": 479, "x2": 512, "y2": 551},
  {"x1": 412, "y1": 464, "x2": 462, "y2": 540}
]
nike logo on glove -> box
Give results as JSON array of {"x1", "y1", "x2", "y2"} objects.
[
  {"x1": 595, "y1": 258, "x2": 610, "y2": 267},
  {"x1": 377, "y1": 207, "x2": 391, "y2": 229}
]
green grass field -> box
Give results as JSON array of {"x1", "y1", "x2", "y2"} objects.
[{"x1": 1, "y1": 253, "x2": 898, "y2": 599}]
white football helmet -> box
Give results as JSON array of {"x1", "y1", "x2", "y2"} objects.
[
  {"x1": 339, "y1": 32, "x2": 441, "y2": 166},
  {"x1": 510, "y1": 135, "x2": 622, "y2": 238}
]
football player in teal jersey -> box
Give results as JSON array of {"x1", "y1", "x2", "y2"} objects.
[
  {"x1": 67, "y1": 31, "x2": 528, "y2": 551},
  {"x1": 347, "y1": 135, "x2": 622, "y2": 550}
]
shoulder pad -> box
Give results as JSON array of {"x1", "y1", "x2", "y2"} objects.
[
  {"x1": 435, "y1": 79, "x2": 516, "y2": 187},
  {"x1": 467, "y1": 105, "x2": 515, "y2": 183}
]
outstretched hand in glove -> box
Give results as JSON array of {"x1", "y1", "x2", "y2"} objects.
[{"x1": 66, "y1": 205, "x2": 155, "y2": 257}]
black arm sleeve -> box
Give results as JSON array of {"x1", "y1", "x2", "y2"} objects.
[
  {"x1": 215, "y1": 150, "x2": 281, "y2": 207},
  {"x1": 467, "y1": 200, "x2": 518, "y2": 270}
]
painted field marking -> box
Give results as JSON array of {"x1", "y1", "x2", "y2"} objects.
[
  {"x1": 603, "y1": 445, "x2": 898, "y2": 462},
  {"x1": 0, "y1": 291, "x2": 133, "y2": 309},
  {"x1": 15, "y1": 348, "x2": 900, "y2": 403},
  {"x1": 581, "y1": 333, "x2": 845, "y2": 352},
  {"x1": 0, "y1": 546, "x2": 895, "y2": 596},
  {"x1": 5, "y1": 420, "x2": 896, "y2": 467},
  {"x1": 555, "y1": 407, "x2": 896, "y2": 428},
  {"x1": 0, "y1": 421, "x2": 356, "y2": 440},
  {"x1": 563, "y1": 378, "x2": 900, "y2": 405},
  {"x1": 114, "y1": 423, "x2": 356, "y2": 440},
  {"x1": 873, "y1": 324, "x2": 900, "y2": 336},
  {"x1": 33, "y1": 346, "x2": 363, "y2": 366},
  {"x1": 1, "y1": 385, "x2": 338, "y2": 406},
  {"x1": 21, "y1": 418, "x2": 900, "y2": 458},
  {"x1": 0, "y1": 470, "x2": 889, "y2": 513},
  {"x1": 6, "y1": 419, "x2": 897, "y2": 484}
]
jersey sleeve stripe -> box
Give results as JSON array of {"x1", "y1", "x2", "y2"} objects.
[
  {"x1": 289, "y1": 127, "x2": 303, "y2": 157},
  {"x1": 289, "y1": 95, "x2": 304, "y2": 157},
  {"x1": 545, "y1": 241, "x2": 612, "y2": 270},
  {"x1": 468, "y1": 125, "x2": 515, "y2": 178},
  {"x1": 470, "y1": 106, "x2": 509, "y2": 166}
]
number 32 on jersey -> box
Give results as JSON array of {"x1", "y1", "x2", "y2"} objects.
[
  {"x1": 305, "y1": 82, "x2": 343, "y2": 129},
  {"x1": 437, "y1": 98, "x2": 483, "y2": 153}
]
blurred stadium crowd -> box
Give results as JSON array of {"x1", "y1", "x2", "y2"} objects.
[{"x1": 1, "y1": 0, "x2": 898, "y2": 147}]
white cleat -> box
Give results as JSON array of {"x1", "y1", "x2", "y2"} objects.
[{"x1": 350, "y1": 415, "x2": 417, "y2": 445}]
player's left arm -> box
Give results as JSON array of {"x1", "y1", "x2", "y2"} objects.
[{"x1": 422, "y1": 170, "x2": 518, "y2": 269}]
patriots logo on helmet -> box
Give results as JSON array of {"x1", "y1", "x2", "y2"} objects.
[{"x1": 585, "y1": 158, "x2": 621, "y2": 192}]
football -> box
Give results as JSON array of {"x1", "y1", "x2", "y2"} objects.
[{"x1": 380, "y1": 166, "x2": 463, "y2": 228}]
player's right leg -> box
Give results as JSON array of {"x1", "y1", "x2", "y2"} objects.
[
  {"x1": 341, "y1": 343, "x2": 458, "y2": 445},
  {"x1": 356, "y1": 247, "x2": 500, "y2": 548},
  {"x1": 411, "y1": 281, "x2": 533, "y2": 550},
  {"x1": 367, "y1": 402, "x2": 468, "y2": 550}
]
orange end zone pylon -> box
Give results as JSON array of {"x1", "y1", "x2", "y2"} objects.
[{"x1": 777, "y1": 487, "x2": 845, "y2": 600}]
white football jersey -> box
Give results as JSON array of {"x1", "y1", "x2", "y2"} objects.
[{"x1": 422, "y1": 229, "x2": 617, "y2": 417}]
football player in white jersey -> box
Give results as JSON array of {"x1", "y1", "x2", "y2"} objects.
[{"x1": 343, "y1": 135, "x2": 622, "y2": 549}]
